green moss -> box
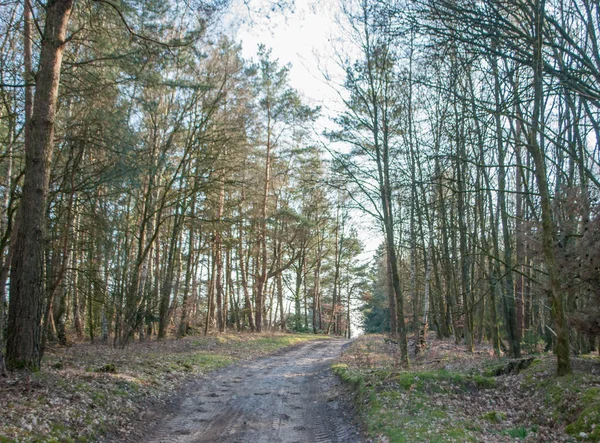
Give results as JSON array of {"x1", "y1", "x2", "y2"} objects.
[
  {"x1": 529, "y1": 358, "x2": 543, "y2": 369},
  {"x1": 7, "y1": 359, "x2": 40, "y2": 372},
  {"x1": 389, "y1": 369, "x2": 496, "y2": 393},
  {"x1": 114, "y1": 380, "x2": 139, "y2": 396},
  {"x1": 565, "y1": 387, "x2": 600, "y2": 440},
  {"x1": 472, "y1": 374, "x2": 497, "y2": 389},
  {"x1": 520, "y1": 361, "x2": 600, "y2": 440},
  {"x1": 332, "y1": 364, "x2": 365, "y2": 393},
  {"x1": 331, "y1": 363, "x2": 348, "y2": 371},
  {"x1": 481, "y1": 411, "x2": 507, "y2": 423},
  {"x1": 334, "y1": 366, "x2": 488, "y2": 442},
  {"x1": 90, "y1": 390, "x2": 107, "y2": 403},
  {"x1": 47, "y1": 422, "x2": 77, "y2": 443},
  {"x1": 50, "y1": 423, "x2": 70, "y2": 434},
  {"x1": 363, "y1": 404, "x2": 473, "y2": 442},
  {"x1": 505, "y1": 426, "x2": 529, "y2": 438},
  {"x1": 191, "y1": 352, "x2": 235, "y2": 369}
]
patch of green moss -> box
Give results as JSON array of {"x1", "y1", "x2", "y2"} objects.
[
  {"x1": 483, "y1": 361, "x2": 506, "y2": 377},
  {"x1": 331, "y1": 363, "x2": 348, "y2": 371},
  {"x1": 504, "y1": 426, "x2": 529, "y2": 438},
  {"x1": 364, "y1": 404, "x2": 474, "y2": 442},
  {"x1": 481, "y1": 411, "x2": 507, "y2": 423},
  {"x1": 6, "y1": 359, "x2": 40, "y2": 372},
  {"x1": 537, "y1": 374, "x2": 591, "y2": 423},
  {"x1": 47, "y1": 422, "x2": 77, "y2": 443},
  {"x1": 186, "y1": 352, "x2": 236, "y2": 372},
  {"x1": 332, "y1": 363, "x2": 365, "y2": 392},
  {"x1": 565, "y1": 387, "x2": 600, "y2": 440},
  {"x1": 333, "y1": 366, "x2": 486, "y2": 442},
  {"x1": 521, "y1": 361, "x2": 600, "y2": 440},
  {"x1": 483, "y1": 357, "x2": 541, "y2": 377},
  {"x1": 50, "y1": 422, "x2": 70, "y2": 434},
  {"x1": 90, "y1": 390, "x2": 107, "y2": 403},
  {"x1": 528, "y1": 357, "x2": 543, "y2": 369},
  {"x1": 472, "y1": 374, "x2": 497, "y2": 388},
  {"x1": 110, "y1": 379, "x2": 140, "y2": 397},
  {"x1": 389, "y1": 369, "x2": 496, "y2": 393}
]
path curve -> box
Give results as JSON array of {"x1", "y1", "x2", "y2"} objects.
[{"x1": 138, "y1": 339, "x2": 362, "y2": 443}]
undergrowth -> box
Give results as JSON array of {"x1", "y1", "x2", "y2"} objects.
[
  {"x1": 332, "y1": 362, "x2": 493, "y2": 442},
  {"x1": 334, "y1": 334, "x2": 599, "y2": 442}
]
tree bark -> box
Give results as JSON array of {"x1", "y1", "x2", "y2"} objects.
[
  {"x1": 158, "y1": 208, "x2": 183, "y2": 339},
  {"x1": 238, "y1": 185, "x2": 255, "y2": 331},
  {"x1": 491, "y1": 52, "x2": 521, "y2": 358},
  {"x1": 6, "y1": 0, "x2": 73, "y2": 371},
  {"x1": 527, "y1": 0, "x2": 570, "y2": 375},
  {"x1": 255, "y1": 108, "x2": 272, "y2": 332}
]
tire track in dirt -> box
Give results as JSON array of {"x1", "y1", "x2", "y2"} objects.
[{"x1": 137, "y1": 339, "x2": 361, "y2": 443}]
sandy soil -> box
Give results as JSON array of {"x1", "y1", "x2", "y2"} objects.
[{"x1": 132, "y1": 338, "x2": 362, "y2": 443}]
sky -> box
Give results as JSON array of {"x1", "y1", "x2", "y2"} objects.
[
  {"x1": 224, "y1": 0, "x2": 346, "y2": 111},
  {"x1": 222, "y1": 0, "x2": 385, "y2": 258}
]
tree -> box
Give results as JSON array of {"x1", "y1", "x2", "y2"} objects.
[
  {"x1": 248, "y1": 46, "x2": 318, "y2": 331},
  {"x1": 329, "y1": 0, "x2": 409, "y2": 366},
  {"x1": 6, "y1": 0, "x2": 74, "y2": 371}
]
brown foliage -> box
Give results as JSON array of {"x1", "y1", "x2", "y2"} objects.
[{"x1": 553, "y1": 189, "x2": 600, "y2": 337}]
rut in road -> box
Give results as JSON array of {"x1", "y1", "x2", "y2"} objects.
[{"x1": 139, "y1": 339, "x2": 361, "y2": 443}]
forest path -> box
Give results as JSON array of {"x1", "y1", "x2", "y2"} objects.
[{"x1": 139, "y1": 338, "x2": 362, "y2": 443}]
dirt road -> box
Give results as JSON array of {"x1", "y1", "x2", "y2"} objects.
[{"x1": 141, "y1": 339, "x2": 362, "y2": 443}]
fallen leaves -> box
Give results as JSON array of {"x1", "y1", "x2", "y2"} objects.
[
  {"x1": 0, "y1": 332, "x2": 320, "y2": 442},
  {"x1": 336, "y1": 333, "x2": 600, "y2": 442}
]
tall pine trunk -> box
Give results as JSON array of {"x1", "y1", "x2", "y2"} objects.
[{"x1": 6, "y1": 0, "x2": 73, "y2": 371}]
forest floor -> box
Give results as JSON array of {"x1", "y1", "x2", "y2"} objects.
[
  {"x1": 0, "y1": 332, "x2": 327, "y2": 442},
  {"x1": 3, "y1": 332, "x2": 600, "y2": 442},
  {"x1": 334, "y1": 333, "x2": 600, "y2": 442}
]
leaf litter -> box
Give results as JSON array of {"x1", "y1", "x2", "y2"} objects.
[
  {"x1": 335, "y1": 333, "x2": 600, "y2": 442},
  {"x1": 0, "y1": 333, "x2": 318, "y2": 442}
]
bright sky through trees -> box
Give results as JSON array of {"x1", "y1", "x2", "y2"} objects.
[
  {"x1": 229, "y1": 0, "x2": 341, "y2": 108},
  {"x1": 225, "y1": 0, "x2": 384, "y2": 257}
]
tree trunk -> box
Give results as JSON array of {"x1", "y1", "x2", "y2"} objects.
[
  {"x1": 527, "y1": 0, "x2": 570, "y2": 375},
  {"x1": 515, "y1": 137, "x2": 526, "y2": 340},
  {"x1": 277, "y1": 256, "x2": 285, "y2": 330},
  {"x1": 238, "y1": 187, "x2": 255, "y2": 331},
  {"x1": 158, "y1": 209, "x2": 182, "y2": 339},
  {"x1": 327, "y1": 212, "x2": 341, "y2": 335},
  {"x1": 294, "y1": 253, "x2": 303, "y2": 330},
  {"x1": 491, "y1": 51, "x2": 521, "y2": 358},
  {"x1": 312, "y1": 229, "x2": 323, "y2": 334},
  {"x1": 6, "y1": 0, "x2": 73, "y2": 371},
  {"x1": 214, "y1": 171, "x2": 226, "y2": 333},
  {"x1": 255, "y1": 123, "x2": 272, "y2": 332},
  {"x1": 179, "y1": 196, "x2": 197, "y2": 337}
]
